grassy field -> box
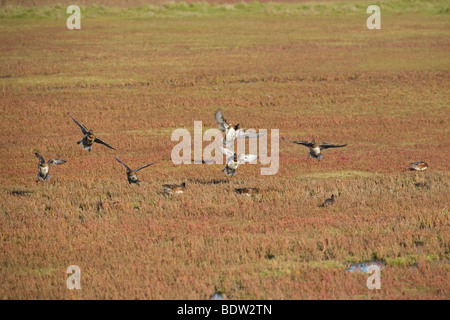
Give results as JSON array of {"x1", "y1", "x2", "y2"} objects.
[{"x1": 0, "y1": 1, "x2": 449, "y2": 299}]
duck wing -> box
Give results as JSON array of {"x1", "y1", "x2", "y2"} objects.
[
  {"x1": 319, "y1": 143, "x2": 347, "y2": 150},
  {"x1": 94, "y1": 137, "x2": 116, "y2": 150},
  {"x1": 135, "y1": 163, "x2": 155, "y2": 172},
  {"x1": 236, "y1": 129, "x2": 266, "y2": 139},
  {"x1": 218, "y1": 145, "x2": 235, "y2": 163},
  {"x1": 114, "y1": 157, "x2": 130, "y2": 171},
  {"x1": 35, "y1": 152, "x2": 45, "y2": 165},
  {"x1": 218, "y1": 145, "x2": 234, "y2": 156},
  {"x1": 48, "y1": 159, "x2": 66, "y2": 165},
  {"x1": 215, "y1": 110, "x2": 230, "y2": 132},
  {"x1": 282, "y1": 138, "x2": 313, "y2": 147},
  {"x1": 237, "y1": 154, "x2": 258, "y2": 165}
]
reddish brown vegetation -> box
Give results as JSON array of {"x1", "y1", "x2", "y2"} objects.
[{"x1": 0, "y1": 5, "x2": 448, "y2": 299}]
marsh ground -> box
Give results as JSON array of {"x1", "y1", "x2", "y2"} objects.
[{"x1": 0, "y1": 1, "x2": 449, "y2": 299}]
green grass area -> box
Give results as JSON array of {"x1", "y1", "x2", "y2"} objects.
[{"x1": 0, "y1": 0, "x2": 448, "y2": 20}]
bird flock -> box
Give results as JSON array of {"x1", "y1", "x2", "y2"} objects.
[{"x1": 34, "y1": 110, "x2": 429, "y2": 205}]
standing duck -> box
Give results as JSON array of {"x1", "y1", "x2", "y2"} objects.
[
  {"x1": 161, "y1": 182, "x2": 186, "y2": 195},
  {"x1": 235, "y1": 187, "x2": 260, "y2": 197},
  {"x1": 408, "y1": 161, "x2": 428, "y2": 171},
  {"x1": 319, "y1": 194, "x2": 336, "y2": 207}
]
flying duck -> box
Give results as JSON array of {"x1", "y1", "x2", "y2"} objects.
[
  {"x1": 71, "y1": 115, "x2": 116, "y2": 152},
  {"x1": 35, "y1": 152, "x2": 66, "y2": 182},
  {"x1": 235, "y1": 187, "x2": 260, "y2": 197},
  {"x1": 114, "y1": 157, "x2": 155, "y2": 186},
  {"x1": 215, "y1": 110, "x2": 266, "y2": 147},
  {"x1": 408, "y1": 161, "x2": 428, "y2": 171},
  {"x1": 218, "y1": 146, "x2": 258, "y2": 177},
  {"x1": 209, "y1": 292, "x2": 227, "y2": 300},
  {"x1": 283, "y1": 138, "x2": 346, "y2": 161},
  {"x1": 319, "y1": 194, "x2": 336, "y2": 207},
  {"x1": 162, "y1": 182, "x2": 186, "y2": 195}
]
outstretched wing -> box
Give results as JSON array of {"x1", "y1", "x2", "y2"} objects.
[
  {"x1": 114, "y1": 157, "x2": 130, "y2": 171},
  {"x1": 319, "y1": 143, "x2": 347, "y2": 150},
  {"x1": 218, "y1": 146, "x2": 234, "y2": 157},
  {"x1": 218, "y1": 145, "x2": 235, "y2": 163},
  {"x1": 48, "y1": 159, "x2": 66, "y2": 165},
  {"x1": 236, "y1": 129, "x2": 266, "y2": 139},
  {"x1": 35, "y1": 152, "x2": 45, "y2": 165},
  {"x1": 237, "y1": 154, "x2": 258, "y2": 164},
  {"x1": 70, "y1": 116, "x2": 88, "y2": 135},
  {"x1": 94, "y1": 137, "x2": 116, "y2": 150},
  {"x1": 215, "y1": 110, "x2": 230, "y2": 132},
  {"x1": 282, "y1": 138, "x2": 313, "y2": 147},
  {"x1": 135, "y1": 162, "x2": 155, "y2": 172}
]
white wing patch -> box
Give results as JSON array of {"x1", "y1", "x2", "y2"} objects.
[
  {"x1": 238, "y1": 154, "x2": 258, "y2": 164},
  {"x1": 236, "y1": 129, "x2": 266, "y2": 139},
  {"x1": 218, "y1": 146, "x2": 234, "y2": 157}
]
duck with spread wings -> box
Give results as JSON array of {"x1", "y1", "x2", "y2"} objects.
[
  {"x1": 35, "y1": 152, "x2": 66, "y2": 182},
  {"x1": 215, "y1": 110, "x2": 266, "y2": 148},
  {"x1": 283, "y1": 138, "x2": 346, "y2": 161}
]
